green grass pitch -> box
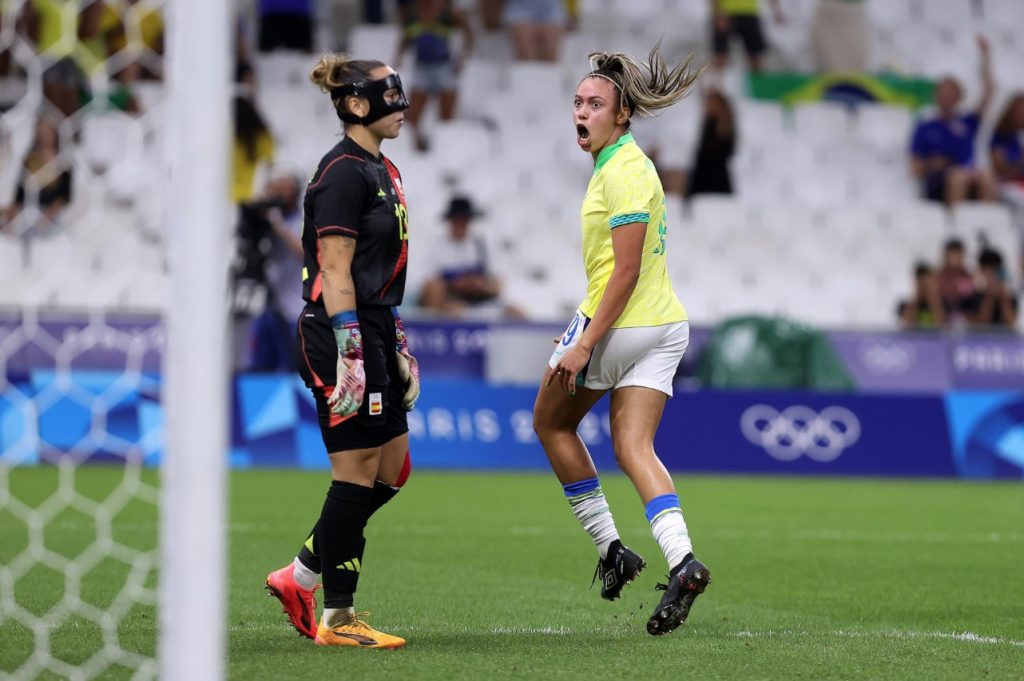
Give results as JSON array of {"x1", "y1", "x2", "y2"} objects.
[{"x1": 2, "y1": 467, "x2": 1022, "y2": 680}]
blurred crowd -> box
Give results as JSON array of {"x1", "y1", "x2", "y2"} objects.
[{"x1": 1, "y1": 0, "x2": 1022, "y2": 361}]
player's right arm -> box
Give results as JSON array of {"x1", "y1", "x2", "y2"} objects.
[{"x1": 314, "y1": 160, "x2": 369, "y2": 416}]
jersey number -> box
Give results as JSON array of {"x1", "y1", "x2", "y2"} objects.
[
  {"x1": 652, "y1": 212, "x2": 667, "y2": 255},
  {"x1": 394, "y1": 203, "x2": 409, "y2": 241}
]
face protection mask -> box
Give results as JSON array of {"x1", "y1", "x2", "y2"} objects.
[{"x1": 331, "y1": 73, "x2": 410, "y2": 126}]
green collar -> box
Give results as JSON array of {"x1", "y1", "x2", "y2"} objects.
[{"x1": 593, "y1": 132, "x2": 633, "y2": 174}]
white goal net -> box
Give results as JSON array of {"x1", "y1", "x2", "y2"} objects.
[{"x1": 0, "y1": 1, "x2": 229, "y2": 678}]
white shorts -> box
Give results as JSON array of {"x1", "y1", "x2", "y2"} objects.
[{"x1": 548, "y1": 310, "x2": 689, "y2": 397}]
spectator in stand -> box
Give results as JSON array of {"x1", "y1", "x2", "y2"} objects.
[
  {"x1": 107, "y1": 0, "x2": 165, "y2": 81},
  {"x1": 809, "y1": 0, "x2": 867, "y2": 73},
  {"x1": 910, "y1": 36, "x2": 999, "y2": 206},
  {"x1": 232, "y1": 75, "x2": 275, "y2": 203},
  {"x1": 990, "y1": 93, "x2": 1024, "y2": 279},
  {"x1": 395, "y1": 0, "x2": 474, "y2": 151},
  {"x1": 420, "y1": 196, "x2": 523, "y2": 319},
  {"x1": 711, "y1": 0, "x2": 784, "y2": 73},
  {"x1": 897, "y1": 262, "x2": 945, "y2": 329},
  {"x1": 20, "y1": 0, "x2": 118, "y2": 116},
  {"x1": 990, "y1": 93, "x2": 1024, "y2": 202},
  {"x1": 935, "y1": 238, "x2": 975, "y2": 324},
  {"x1": 964, "y1": 248, "x2": 1018, "y2": 329},
  {"x1": 504, "y1": 0, "x2": 565, "y2": 62},
  {"x1": 2, "y1": 115, "x2": 72, "y2": 238},
  {"x1": 257, "y1": 0, "x2": 314, "y2": 52},
  {"x1": 249, "y1": 171, "x2": 305, "y2": 371},
  {"x1": 687, "y1": 88, "x2": 735, "y2": 198}
]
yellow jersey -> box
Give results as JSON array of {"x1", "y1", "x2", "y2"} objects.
[
  {"x1": 716, "y1": 0, "x2": 760, "y2": 15},
  {"x1": 578, "y1": 132, "x2": 686, "y2": 328}
]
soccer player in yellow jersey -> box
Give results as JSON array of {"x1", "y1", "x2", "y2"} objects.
[{"x1": 533, "y1": 46, "x2": 711, "y2": 637}]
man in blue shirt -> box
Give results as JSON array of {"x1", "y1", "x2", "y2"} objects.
[{"x1": 910, "y1": 36, "x2": 999, "y2": 206}]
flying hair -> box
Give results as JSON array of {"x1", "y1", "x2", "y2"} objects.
[{"x1": 585, "y1": 43, "x2": 703, "y2": 119}]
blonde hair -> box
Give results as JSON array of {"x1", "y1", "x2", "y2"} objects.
[
  {"x1": 585, "y1": 44, "x2": 703, "y2": 119},
  {"x1": 309, "y1": 53, "x2": 385, "y2": 115}
]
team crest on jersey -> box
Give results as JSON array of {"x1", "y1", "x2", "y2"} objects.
[{"x1": 369, "y1": 392, "x2": 383, "y2": 416}]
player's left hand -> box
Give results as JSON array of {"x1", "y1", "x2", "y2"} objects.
[
  {"x1": 396, "y1": 349, "x2": 420, "y2": 411},
  {"x1": 548, "y1": 343, "x2": 592, "y2": 396}
]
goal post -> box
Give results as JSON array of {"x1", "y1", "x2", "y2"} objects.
[{"x1": 161, "y1": 0, "x2": 232, "y2": 679}]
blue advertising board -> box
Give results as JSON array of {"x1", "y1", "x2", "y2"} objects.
[{"x1": 9, "y1": 371, "x2": 1009, "y2": 478}]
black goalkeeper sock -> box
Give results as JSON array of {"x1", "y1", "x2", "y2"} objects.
[
  {"x1": 367, "y1": 480, "x2": 400, "y2": 517},
  {"x1": 318, "y1": 480, "x2": 372, "y2": 610},
  {"x1": 297, "y1": 481, "x2": 400, "y2": 574},
  {"x1": 296, "y1": 522, "x2": 319, "y2": 573}
]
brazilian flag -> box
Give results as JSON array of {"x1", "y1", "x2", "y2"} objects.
[{"x1": 749, "y1": 72, "x2": 934, "y2": 109}]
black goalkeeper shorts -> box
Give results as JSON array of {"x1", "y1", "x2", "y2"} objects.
[{"x1": 296, "y1": 303, "x2": 409, "y2": 451}]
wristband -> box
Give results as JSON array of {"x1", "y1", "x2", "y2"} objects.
[
  {"x1": 392, "y1": 306, "x2": 408, "y2": 352},
  {"x1": 331, "y1": 310, "x2": 363, "y2": 359}
]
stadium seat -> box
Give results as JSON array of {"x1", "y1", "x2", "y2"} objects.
[
  {"x1": 456, "y1": 59, "x2": 504, "y2": 120},
  {"x1": 253, "y1": 52, "x2": 311, "y2": 89},
  {"x1": 737, "y1": 99, "x2": 789, "y2": 145},
  {"x1": 78, "y1": 112, "x2": 144, "y2": 174},
  {"x1": 347, "y1": 25, "x2": 402, "y2": 65},
  {"x1": 883, "y1": 199, "x2": 950, "y2": 238},
  {"x1": 918, "y1": 0, "x2": 976, "y2": 31},
  {"x1": 791, "y1": 172, "x2": 851, "y2": 211},
  {"x1": 429, "y1": 120, "x2": 495, "y2": 178},
  {"x1": 690, "y1": 195, "x2": 749, "y2": 237},
  {"x1": 866, "y1": 0, "x2": 918, "y2": 32},
  {"x1": 981, "y1": 0, "x2": 1024, "y2": 26},
  {"x1": 855, "y1": 103, "x2": 914, "y2": 163},
  {"x1": 850, "y1": 167, "x2": 919, "y2": 207},
  {"x1": 0, "y1": 234, "x2": 23, "y2": 278}
]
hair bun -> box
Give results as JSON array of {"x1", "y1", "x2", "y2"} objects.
[{"x1": 309, "y1": 53, "x2": 352, "y2": 92}]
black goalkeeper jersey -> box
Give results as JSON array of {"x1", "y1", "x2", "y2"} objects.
[{"x1": 301, "y1": 136, "x2": 409, "y2": 308}]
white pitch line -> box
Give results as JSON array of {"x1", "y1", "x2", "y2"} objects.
[
  {"x1": 725, "y1": 629, "x2": 1024, "y2": 648},
  {"x1": 231, "y1": 621, "x2": 1024, "y2": 648},
  {"x1": 490, "y1": 626, "x2": 575, "y2": 636},
  {"x1": 703, "y1": 528, "x2": 1024, "y2": 544}
]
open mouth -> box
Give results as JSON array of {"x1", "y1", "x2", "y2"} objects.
[{"x1": 576, "y1": 124, "x2": 590, "y2": 145}]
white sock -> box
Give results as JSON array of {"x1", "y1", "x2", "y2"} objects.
[
  {"x1": 292, "y1": 557, "x2": 318, "y2": 590},
  {"x1": 564, "y1": 479, "x2": 620, "y2": 559},
  {"x1": 650, "y1": 508, "x2": 693, "y2": 571},
  {"x1": 322, "y1": 606, "x2": 355, "y2": 628}
]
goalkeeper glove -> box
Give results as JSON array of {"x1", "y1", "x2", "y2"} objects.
[
  {"x1": 393, "y1": 307, "x2": 420, "y2": 411},
  {"x1": 328, "y1": 310, "x2": 365, "y2": 417}
]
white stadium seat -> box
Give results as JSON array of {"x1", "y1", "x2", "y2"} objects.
[{"x1": 347, "y1": 25, "x2": 402, "y2": 65}]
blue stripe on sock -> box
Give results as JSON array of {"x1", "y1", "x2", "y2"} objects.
[
  {"x1": 644, "y1": 493, "x2": 680, "y2": 523},
  {"x1": 562, "y1": 477, "x2": 600, "y2": 498}
]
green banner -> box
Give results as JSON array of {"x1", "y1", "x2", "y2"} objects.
[{"x1": 748, "y1": 72, "x2": 935, "y2": 109}]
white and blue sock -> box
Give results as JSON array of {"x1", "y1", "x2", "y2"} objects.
[
  {"x1": 645, "y1": 493, "x2": 693, "y2": 571},
  {"x1": 563, "y1": 477, "x2": 620, "y2": 559}
]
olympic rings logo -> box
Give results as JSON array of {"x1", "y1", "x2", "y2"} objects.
[
  {"x1": 740, "y1": 405, "x2": 861, "y2": 462},
  {"x1": 856, "y1": 340, "x2": 916, "y2": 374}
]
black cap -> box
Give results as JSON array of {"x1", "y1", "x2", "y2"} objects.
[{"x1": 444, "y1": 196, "x2": 482, "y2": 219}]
